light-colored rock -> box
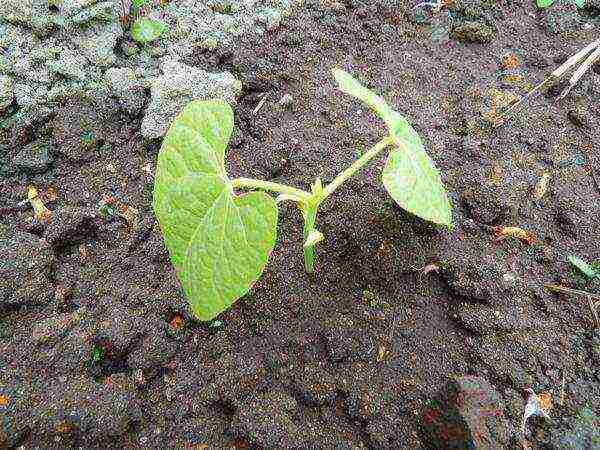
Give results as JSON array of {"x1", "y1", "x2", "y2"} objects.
[
  {"x1": 46, "y1": 49, "x2": 87, "y2": 80},
  {"x1": 141, "y1": 58, "x2": 242, "y2": 139},
  {"x1": 13, "y1": 82, "x2": 48, "y2": 108},
  {"x1": 73, "y1": 22, "x2": 122, "y2": 67},
  {"x1": 0, "y1": 75, "x2": 14, "y2": 111},
  {"x1": 105, "y1": 67, "x2": 146, "y2": 115},
  {"x1": 0, "y1": 0, "x2": 302, "y2": 127}
]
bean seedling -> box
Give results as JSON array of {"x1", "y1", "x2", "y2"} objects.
[{"x1": 153, "y1": 69, "x2": 452, "y2": 321}]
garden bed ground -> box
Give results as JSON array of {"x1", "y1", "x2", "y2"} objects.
[{"x1": 1, "y1": 0, "x2": 600, "y2": 449}]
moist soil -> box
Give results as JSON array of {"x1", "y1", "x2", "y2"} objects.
[{"x1": 1, "y1": 1, "x2": 600, "y2": 449}]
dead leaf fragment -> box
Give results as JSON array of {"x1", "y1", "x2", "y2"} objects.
[
  {"x1": 27, "y1": 184, "x2": 53, "y2": 223},
  {"x1": 492, "y1": 226, "x2": 537, "y2": 245},
  {"x1": 170, "y1": 314, "x2": 185, "y2": 330},
  {"x1": 102, "y1": 194, "x2": 139, "y2": 230},
  {"x1": 0, "y1": 394, "x2": 9, "y2": 406},
  {"x1": 533, "y1": 172, "x2": 550, "y2": 200},
  {"x1": 377, "y1": 344, "x2": 390, "y2": 362},
  {"x1": 522, "y1": 389, "x2": 551, "y2": 434},
  {"x1": 502, "y1": 53, "x2": 521, "y2": 69}
]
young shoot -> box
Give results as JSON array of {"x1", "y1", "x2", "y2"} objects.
[{"x1": 153, "y1": 68, "x2": 452, "y2": 321}]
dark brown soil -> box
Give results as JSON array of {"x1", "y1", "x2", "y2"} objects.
[{"x1": 1, "y1": 1, "x2": 600, "y2": 449}]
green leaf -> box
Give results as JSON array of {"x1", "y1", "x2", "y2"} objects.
[
  {"x1": 382, "y1": 142, "x2": 452, "y2": 226},
  {"x1": 332, "y1": 68, "x2": 452, "y2": 226},
  {"x1": 572, "y1": 0, "x2": 585, "y2": 7},
  {"x1": 153, "y1": 100, "x2": 278, "y2": 321},
  {"x1": 131, "y1": 17, "x2": 169, "y2": 43},
  {"x1": 567, "y1": 255, "x2": 597, "y2": 279},
  {"x1": 332, "y1": 68, "x2": 398, "y2": 138},
  {"x1": 132, "y1": 0, "x2": 149, "y2": 7},
  {"x1": 537, "y1": 0, "x2": 555, "y2": 7}
]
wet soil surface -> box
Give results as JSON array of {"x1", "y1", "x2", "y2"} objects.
[{"x1": 2, "y1": 1, "x2": 600, "y2": 449}]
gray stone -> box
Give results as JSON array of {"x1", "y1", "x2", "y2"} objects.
[{"x1": 141, "y1": 58, "x2": 242, "y2": 138}]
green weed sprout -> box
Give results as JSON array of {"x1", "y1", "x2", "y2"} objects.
[
  {"x1": 537, "y1": 0, "x2": 585, "y2": 8},
  {"x1": 127, "y1": 0, "x2": 169, "y2": 44},
  {"x1": 153, "y1": 69, "x2": 452, "y2": 321}
]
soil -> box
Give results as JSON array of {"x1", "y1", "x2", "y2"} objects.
[{"x1": 1, "y1": 0, "x2": 600, "y2": 449}]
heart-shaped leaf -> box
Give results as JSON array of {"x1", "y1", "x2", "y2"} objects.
[
  {"x1": 131, "y1": 17, "x2": 168, "y2": 43},
  {"x1": 153, "y1": 100, "x2": 278, "y2": 321},
  {"x1": 332, "y1": 68, "x2": 452, "y2": 226}
]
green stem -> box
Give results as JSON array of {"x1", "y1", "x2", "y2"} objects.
[
  {"x1": 322, "y1": 137, "x2": 393, "y2": 198},
  {"x1": 302, "y1": 206, "x2": 318, "y2": 274},
  {"x1": 232, "y1": 177, "x2": 311, "y2": 201}
]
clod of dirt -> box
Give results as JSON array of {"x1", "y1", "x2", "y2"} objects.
[
  {"x1": 345, "y1": 380, "x2": 400, "y2": 422},
  {"x1": 457, "y1": 160, "x2": 530, "y2": 224},
  {"x1": 565, "y1": 102, "x2": 589, "y2": 128},
  {"x1": 451, "y1": 21, "x2": 497, "y2": 43},
  {"x1": 52, "y1": 97, "x2": 111, "y2": 161},
  {"x1": 541, "y1": 1, "x2": 582, "y2": 35},
  {"x1": 12, "y1": 138, "x2": 53, "y2": 175},
  {"x1": 29, "y1": 374, "x2": 142, "y2": 448},
  {"x1": 453, "y1": 301, "x2": 553, "y2": 335},
  {"x1": 230, "y1": 391, "x2": 299, "y2": 448},
  {"x1": 136, "y1": 225, "x2": 170, "y2": 263},
  {"x1": 126, "y1": 331, "x2": 179, "y2": 376},
  {"x1": 590, "y1": 330, "x2": 600, "y2": 365},
  {"x1": 421, "y1": 376, "x2": 509, "y2": 449},
  {"x1": 549, "y1": 407, "x2": 600, "y2": 449},
  {"x1": 94, "y1": 303, "x2": 165, "y2": 357},
  {"x1": 105, "y1": 68, "x2": 147, "y2": 116},
  {"x1": 30, "y1": 307, "x2": 87, "y2": 347},
  {"x1": 216, "y1": 348, "x2": 268, "y2": 404},
  {"x1": 292, "y1": 363, "x2": 337, "y2": 406},
  {"x1": 324, "y1": 324, "x2": 377, "y2": 363},
  {"x1": 0, "y1": 231, "x2": 54, "y2": 309},
  {"x1": 439, "y1": 236, "x2": 524, "y2": 305},
  {"x1": 367, "y1": 416, "x2": 423, "y2": 450},
  {"x1": 43, "y1": 206, "x2": 96, "y2": 248},
  {"x1": 0, "y1": 378, "x2": 36, "y2": 449},
  {"x1": 554, "y1": 197, "x2": 593, "y2": 238}
]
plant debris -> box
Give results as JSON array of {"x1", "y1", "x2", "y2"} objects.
[
  {"x1": 522, "y1": 389, "x2": 552, "y2": 434},
  {"x1": 27, "y1": 184, "x2": 53, "y2": 223},
  {"x1": 490, "y1": 226, "x2": 537, "y2": 245}
]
